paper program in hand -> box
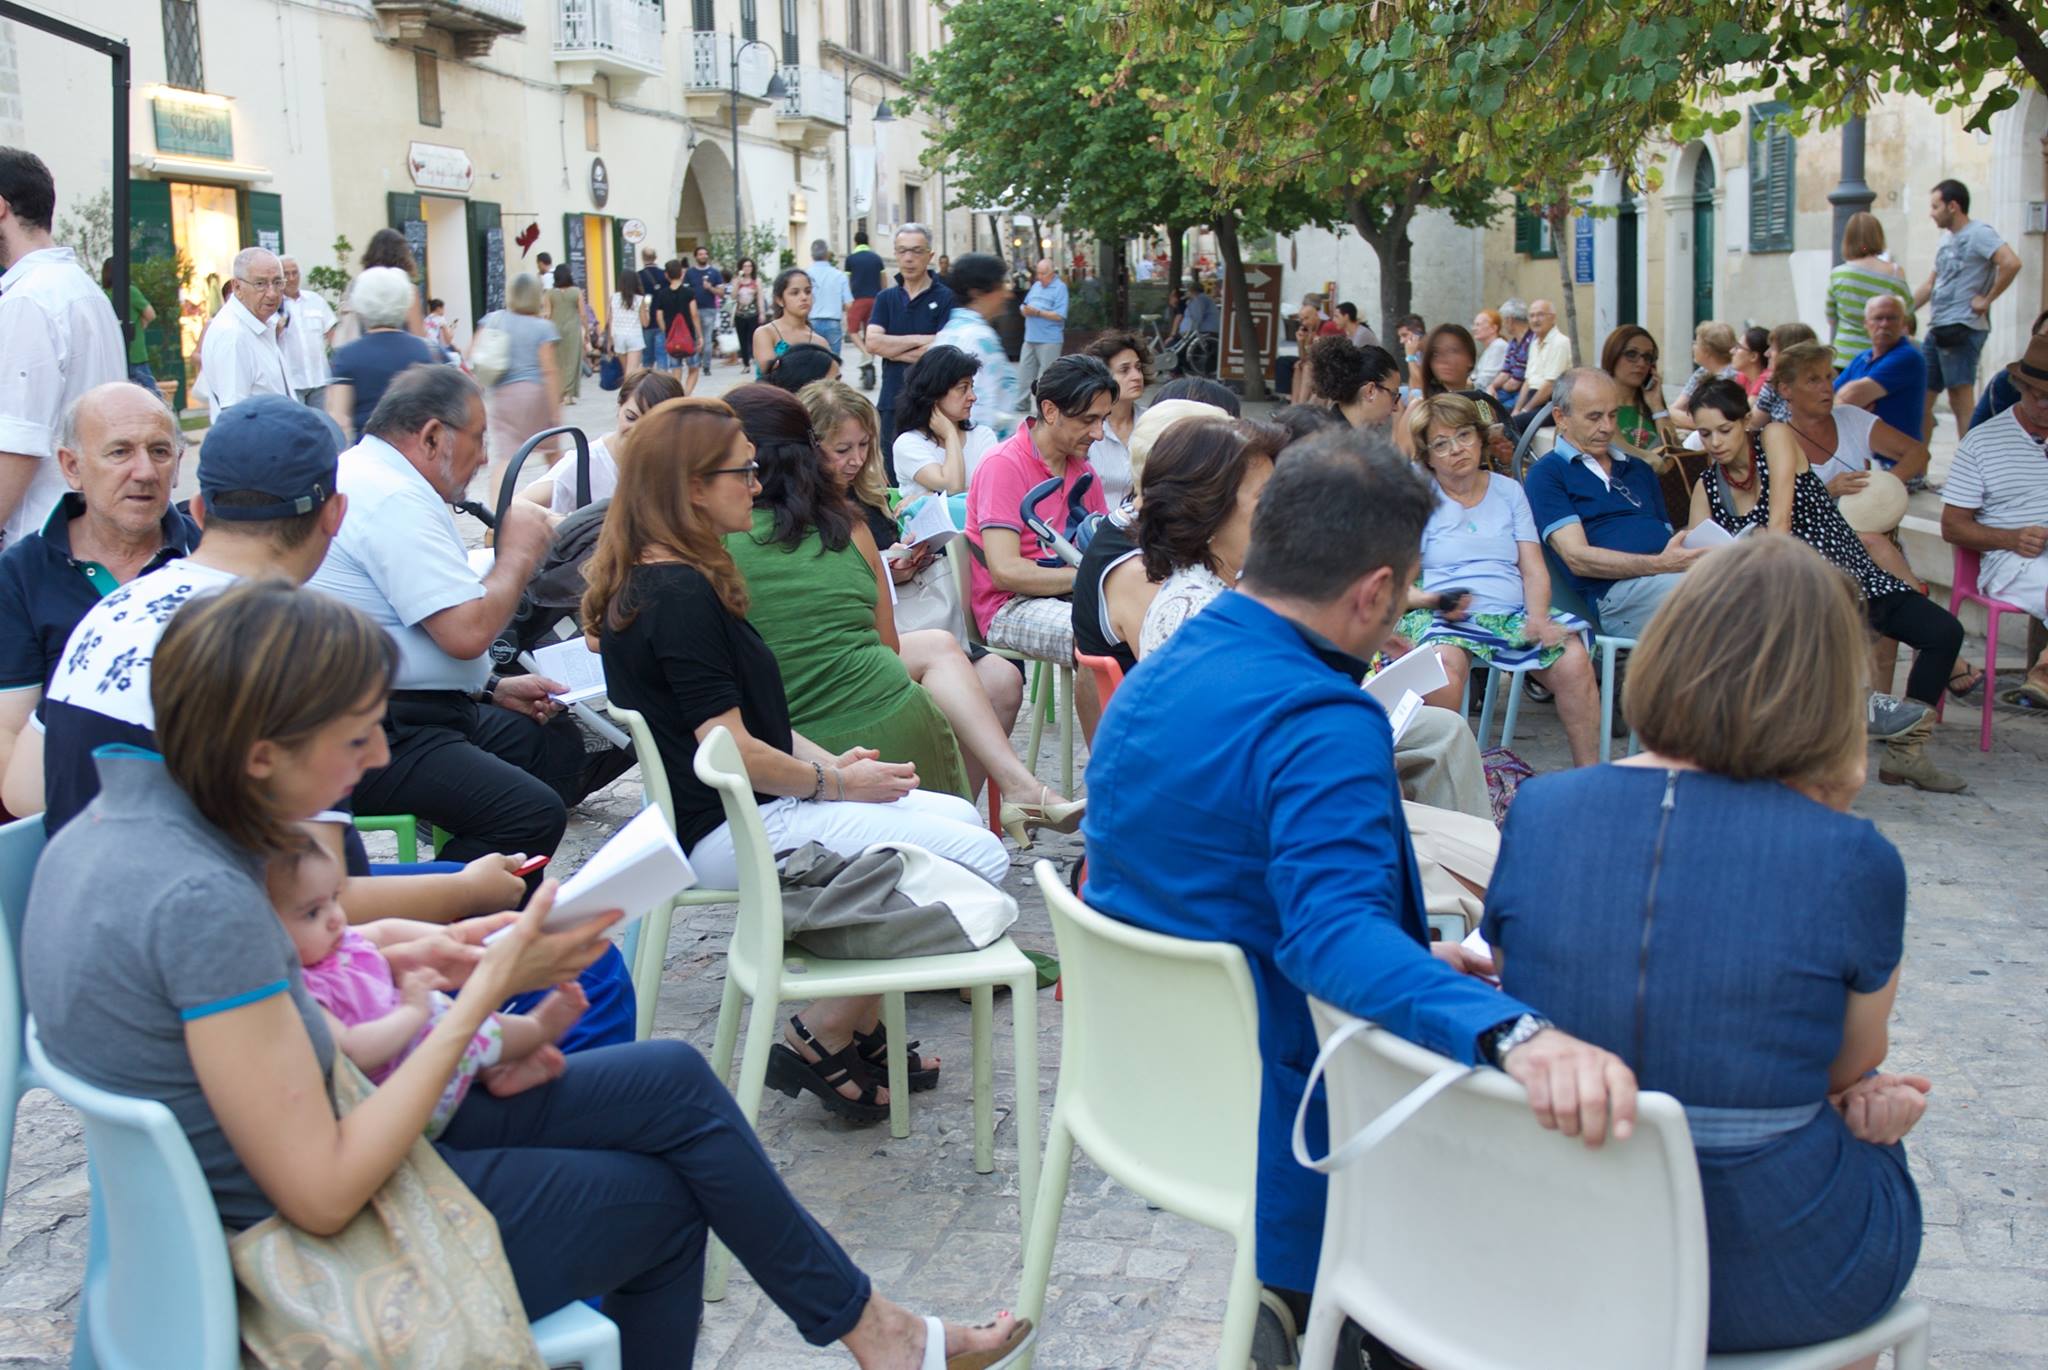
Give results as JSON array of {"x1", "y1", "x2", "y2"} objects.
[
  {"x1": 489, "y1": 806, "x2": 697, "y2": 941},
  {"x1": 1365, "y1": 646, "x2": 1449, "y2": 709}
]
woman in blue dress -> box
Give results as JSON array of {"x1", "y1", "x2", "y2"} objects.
[{"x1": 1481, "y1": 533, "x2": 1928, "y2": 1354}]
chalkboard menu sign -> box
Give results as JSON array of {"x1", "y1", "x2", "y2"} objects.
[
  {"x1": 565, "y1": 227, "x2": 588, "y2": 290},
  {"x1": 483, "y1": 226, "x2": 506, "y2": 314},
  {"x1": 402, "y1": 219, "x2": 430, "y2": 291}
]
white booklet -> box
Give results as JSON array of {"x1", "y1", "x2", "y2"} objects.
[
  {"x1": 1364, "y1": 646, "x2": 1449, "y2": 709},
  {"x1": 1459, "y1": 927, "x2": 1502, "y2": 986},
  {"x1": 489, "y1": 806, "x2": 698, "y2": 940},
  {"x1": 530, "y1": 637, "x2": 608, "y2": 706},
  {"x1": 888, "y1": 494, "x2": 963, "y2": 558},
  {"x1": 1682, "y1": 520, "x2": 1757, "y2": 552},
  {"x1": 1385, "y1": 689, "x2": 1425, "y2": 745}
]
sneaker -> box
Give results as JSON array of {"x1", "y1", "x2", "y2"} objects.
[{"x1": 1866, "y1": 692, "x2": 1933, "y2": 740}]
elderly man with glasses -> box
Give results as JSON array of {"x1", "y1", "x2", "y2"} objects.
[
  {"x1": 1522, "y1": 367, "x2": 1704, "y2": 640},
  {"x1": 864, "y1": 222, "x2": 955, "y2": 474},
  {"x1": 197, "y1": 245, "x2": 293, "y2": 420}
]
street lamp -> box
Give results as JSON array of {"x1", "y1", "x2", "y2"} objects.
[
  {"x1": 843, "y1": 71, "x2": 895, "y2": 252},
  {"x1": 730, "y1": 33, "x2": 788, "y2": 264}
]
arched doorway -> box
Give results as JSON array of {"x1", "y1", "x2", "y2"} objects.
[
  {"x1": 1691, "y1": 155, "x2": 1716, "y2": 328},
  {"x1": 674, "y1": 142, "x2": 735, "y2": 257}
]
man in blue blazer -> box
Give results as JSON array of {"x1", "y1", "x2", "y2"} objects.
[{"x1": 1082, "y1": 431, "x2": 1638, "y2": 1307}]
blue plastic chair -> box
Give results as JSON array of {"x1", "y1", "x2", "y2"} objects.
[
  {"x1": 0, "y1": 813, "x2": 47, "y2": 1202},
  {"x1": 25, "y1": 1018, "x2": 620, "y2": 1369}
]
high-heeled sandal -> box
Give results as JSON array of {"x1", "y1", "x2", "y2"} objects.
[
  {"x1": 765, "y1": 1015, "x2": 889, "y2": 1123},
  {"x1": 852, "y1": 1021, "x2": 939, "y2": 1092},
  {"x1": 998, "y1": 786, "x2": 1086, "y2": 846}
]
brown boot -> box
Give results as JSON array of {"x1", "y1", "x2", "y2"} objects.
[{"x1": 1878, "y1": 730, "x2": 1966, "y2": 793}]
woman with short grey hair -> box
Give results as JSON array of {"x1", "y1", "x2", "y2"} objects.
[
  {"x1": 325, "y1": 266, "x2": 438, "y2": 442},
  {"x1": 470, "y1": 271, "x2": 565, "y2": 500}
]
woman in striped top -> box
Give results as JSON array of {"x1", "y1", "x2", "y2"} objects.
[{"x1": 1827, "y1": 213, "x2": 1910, "y2": 369}]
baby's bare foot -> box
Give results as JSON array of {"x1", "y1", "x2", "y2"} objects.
[
  {"x1": 530, "y1": 982, "x2": 589, "y2": 1045},
  {"x1": 482, "y1": 1044, "x2": 566, "y2": 1097}
]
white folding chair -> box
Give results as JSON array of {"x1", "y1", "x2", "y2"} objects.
[
  {"x1": 693, "y1": 725, "x2": 1041, "y2": 1300},
  {"x1": 1017, "y1": 862, "x2": 1264, "y2": 1369},
  {"x1": 605, "y1": 704, "x2": 740, "y2": 1041},
  {"x1": 1296, "y1": 999, "x2": 1931, "y2": 1370}
]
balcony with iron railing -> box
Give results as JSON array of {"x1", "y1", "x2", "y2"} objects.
[
  {"x1": 554, "y1": 0, "x2": 665, "y2": 87},
  {"x1": 773, "y1": 64, "x2": 846, "y2": 150},
  {"x1": 372, "y1": 0, "x2": 523, "y2": 58},
  {"x1": 682, "y1": 30, "x2": 780, "y2": 118}
]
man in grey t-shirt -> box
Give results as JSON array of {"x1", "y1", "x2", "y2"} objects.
[{"x1": 1914, "y1": 178, "x2": 2022, "y2": 439}]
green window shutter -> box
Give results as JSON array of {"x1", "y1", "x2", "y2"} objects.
[
  {"x1": 1513, "y1": 197, "x2": 1536, "y2": 256},
  {"x1": 243, "y1": 190, "x2": 284, "y2": 253},
  {"x1": 128, "y1": 180, "x2": 184, "y2": 409},
  {"x1": 468, "y1": 199, "x2": 503, "y2": 323},
  {"x1": 1749, "y1": 103, "x2": 1795, "y2": 253}
]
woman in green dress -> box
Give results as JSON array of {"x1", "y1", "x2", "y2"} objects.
[
  {"x1": 547, "y1": 263, "x2": 586, "y2": 403},
  {"x1": 722, "y1": 384, "x2": 972, "y2": 801}
]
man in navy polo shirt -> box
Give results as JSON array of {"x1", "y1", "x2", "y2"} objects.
[
  {"x1": 0, "y1": 381, "x2": 197, "y2": 815},
  {"x1": 865, "y1": 222, "x2": 956, "y2": 473},
  {"x1": 1523, "y1": 368, "x2": 1704, "y2": 640},
  {"x1": 1834, "y1": 293, "x2": 1929, "y2": 443}
]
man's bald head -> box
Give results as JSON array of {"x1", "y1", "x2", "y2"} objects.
[
  {"x1": 231, "y1": 246, "x2": 285, "y2": 321},
  {"x1": 58, "y1": 382, "x2": 183, "y2": 536}
]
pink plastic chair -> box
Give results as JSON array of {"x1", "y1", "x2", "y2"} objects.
[
  {"x1": 1074, "y1": 652, "x2": 1126, "y2": 707},
  {"x1": 1943, "y1": 545, "x2": 2037, "y2": 751}
]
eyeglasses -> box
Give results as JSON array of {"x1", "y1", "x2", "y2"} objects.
[
  {"x1": 1620, "y1": 347, "x2": 1659, "y2": 365},
  {"x1": 236, "y1": 275, "x2": 285, "y2": 292},
  {"x1": 1611, "y1": 478, "x2": 1643, "y2": 509},
  {"x1": 897, "y1": 245, "x2": 932, "y2": 256},
  {"x1": 1426, "y1": 427, "x2": 1481, "y2": 457},
  {"x1": 708, "y1": 462, "x2": 761, "y2": 480}
]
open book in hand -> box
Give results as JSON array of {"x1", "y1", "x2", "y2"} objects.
[
  {"x1": 530, "y1": 637, "x2": 608, "y2": 706},
  {"x1": 487, "y1": 806, "x2": 697, "y2": 941},
  {"x1": 886, "y1": 494, "x2": 964, "y2": 560},
  {"x1": 1682, "y1": 520, "x2": 1756, "y2": 552}
]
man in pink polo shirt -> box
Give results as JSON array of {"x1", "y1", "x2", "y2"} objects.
[{"x1": 966, "y1": 353, "x2": 1115, "y2": 733}]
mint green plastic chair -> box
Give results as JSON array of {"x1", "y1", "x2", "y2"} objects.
[
  {"x1": 1295, "y1": 999, "x2": 1930, "y2": 1370},
  {"x1": 25, "y1": 1017, "x2": 621, "y2": 1369},
  {"x1": 348, "y1": 815, "x2": 455, "y2": 864},
  {"x1": 951, "y1": 541, "x2": 1077, "y2": 795},
  {"x1": 0, "y1": 813, "x2": 47, "y2": 1204},
  {"x1": 693, "y1": 725, "x2": 1041, "y2": 1301},
  {"x1": 1018, "y1": 860, "x2": 1262, "y2": 1369},
  {"x1": 604, "y1": 704, "x2": 740, "y2": 1041}
]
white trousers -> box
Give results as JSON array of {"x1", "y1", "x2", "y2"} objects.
[{"x1": 688, "y1": 790, "x2": 1009, "y2": 890}]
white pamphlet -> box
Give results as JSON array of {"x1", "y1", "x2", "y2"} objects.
[
  {"x1": 487, "y1": 806, "x2": 698, "y2": 941},
  {"x1": 1459, "y1": 927, "x2": 1502, "y2": 986},
  {"x1": 530, "y1": 637, "x2": 609, "y2": 706},
  {"x1": 1682, "y1": 520, "x2": 1756, "y2": 552},
  {"x1": 1364, "y1": 646, "x2": 1449, "y2": 709},
  {"x1": 889, "y1": 494, "x2": 962, "y2": 557},
  {"x1": 1385, "y1": 689, "x2": 1425, "y2": 744}
]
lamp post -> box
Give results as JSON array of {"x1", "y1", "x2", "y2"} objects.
[
  {"x1": 843, "y1": 71, "x2": 895, "y2": 252},
  {"x1": 729, "y1": 33, "x2": 788, "y2": 265}
]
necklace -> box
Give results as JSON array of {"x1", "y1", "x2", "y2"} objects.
[
  {"x1": 1722, "y1": 459, "x2": 1758, "y2": 492},
  {"x1": 1786, "y1": 416, "x2": 1837, "y2": 459}
]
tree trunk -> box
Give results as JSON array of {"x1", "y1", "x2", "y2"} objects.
[
  {"x1": 1971, "y1": 0, "x2": 2048, "y2": 93},
  {"x1": 1166, "y1": 220, "x2": 1186, "y2": 293},
  {"x1": 1213, "y1": 210, "x2": 1268, "y2": 403},
  {"x1": 1347, "y1": 188, "x2": 1422, "y2": 343},
  {"x1": 1546, "y1": 201, "x2": 1583, "y2": 367}
]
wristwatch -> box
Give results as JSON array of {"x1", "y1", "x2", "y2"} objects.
[{"x1": 1481, "y1": 1013, "x2": 1553, "y2": 1067}]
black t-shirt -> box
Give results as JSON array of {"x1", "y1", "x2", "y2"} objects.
[
  {"x1": 856, "y1": 498, "x2": 897, "y2": 551},
  {"x1": 331, "y1": 331, "x2": 438, "y2": 436},
  {"x1": 653, "y1": 282, "x2": 692, "y2": 340},
  {"x1": 1071, "y1": 513, "x2": 1141, "y2": 674},
  {"x1": 597, "y1": 562, "x2": 792, "y2": 849},
  {"x1": 637, "y1": 264, "x2": 667, "y2": 299},
  {"x1": 846, "y1": 249, "x2": 886, "y2": 299}
]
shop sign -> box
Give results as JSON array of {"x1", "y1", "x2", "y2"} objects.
[
  {"x1": 620, "y1": 218, "x2": 647, "y2": 245},
  {"x1": 408, "y1": 142, "x2": 475, "y2": 194},
  {"x1": 152, "y1": 94, "x2": 233, "y2": 161},
  {"x1": 590, "y1": 157, "x2": 610, "y2": 209}
]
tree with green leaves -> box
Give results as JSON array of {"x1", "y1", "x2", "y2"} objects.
[{"x1": 913, "y1": 0, "x2": 1325, "y2": 396}]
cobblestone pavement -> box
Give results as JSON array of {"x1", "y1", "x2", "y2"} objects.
[{"x1": 4, "y1": 371, "x2": 2043, "y2": 1366}]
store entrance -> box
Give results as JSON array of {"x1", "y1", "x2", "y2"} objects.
[
  {"x1": 421, "y1": 195, "x2": 473, "y2": 348},
  {"x1": 170, "y1": 182, "x2": 241, "y2": 396}
]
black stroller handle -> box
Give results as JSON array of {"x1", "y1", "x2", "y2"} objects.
[{"x1": 493, "y1": 426, "x2": 592, "y2": 530}]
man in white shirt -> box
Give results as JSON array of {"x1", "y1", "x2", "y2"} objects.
[
  {"x1": 197, "y1": 245, "x2": 292, "y2": 420},
  {"x1": 278, "y1": 255, "x2": 337, "y2": 409},
  {"x1": 0, "y1": 148, "x2": 125, "y2": 550},
  {"x1": 806, "y1": 239, "x2": 853, "y2": 358},
  {"x1": 1512, "y1": 297, "x2": 1575, "y2": 424},
  {"x1": 307, "y1": 364, "x2": 633, "y2": 865}
]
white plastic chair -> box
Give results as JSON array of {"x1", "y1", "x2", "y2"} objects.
[
  {"x1": 0, "y1": 813, "x2": 47, "y2": 1202},
  {"x1": 951, "y1": 540, "x2": 1078, "y2": 796},
  {"x1": 1017, "y1": 861, "x2": 1263, "y2": 1370},
  {"x1": 605, "y1": 704, "x2": 741, "y2": 1041},
  {"x1": 1295, "y1": 999, "x2": 1931, "y2": 1370},
  {"x1": 24, "y1": 1018, "x2": 619, "y2": 1369},
  {"x1": 693, "y1": 725, "x2": 1041, "y2": 1300}
]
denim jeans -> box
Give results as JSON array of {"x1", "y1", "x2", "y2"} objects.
[{"x1": 813, "y1": 317, "x2": 844, "y2": 356}]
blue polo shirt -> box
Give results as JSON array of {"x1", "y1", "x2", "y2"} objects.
[
  {"x1": 0, "y1": 493, "x2": 199, "y2": 695},
  {"x1": 1022, "y1": 278, "x2": 1068, "y2": 346},
  {"x1": 845, "y1": 248, "x2": 885, "y2": 299},
  {"x1": 1835, "y1": 339, "x2": 1928, "y2": 441},
  {"x1": 871, "y1": 276, "x2": 956, "y2": 416},
  {"x1": 1524, "y1": 437, "x2": 1673, "y2": 604},
  {"x1": 1082, "y1": 590, "x2": 1531, "y2": 1293}
]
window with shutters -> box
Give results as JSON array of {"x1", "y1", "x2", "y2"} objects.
[
  {"x1": 781, "y1": 0, "x2": 799, "y2": 62},
  {"x1": 692, "y1": 0, "x2": 714, "y2": 30},
  {"x1": 1748, "y1": 102, "x2": 1796, "y2": 254},
  {"x1": 415, "y1": 50, "x2": 442, "y2": 128},
  {"x1": 899, "y1": 0, "x2": 913, "y2": 63},
  {"x1": 741, "y1": 0, "x2": 757, "y2": 41},
  {"x1": 161, "y1": 0, "x2": 204, "y2": 91},
  {"x1": 1512, "y1": 197, "x2": 1556, "y2": 259}
]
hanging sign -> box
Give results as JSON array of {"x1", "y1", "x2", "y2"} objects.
[{"x1": 408, "y1": 142, "x2": 475, "y2": 193}]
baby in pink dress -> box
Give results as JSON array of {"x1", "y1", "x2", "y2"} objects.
[{"x1": 268, "y1": 840, "x2": 586, "y2": 1136}]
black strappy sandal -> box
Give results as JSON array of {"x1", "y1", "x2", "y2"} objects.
[
  {"x1": 853, "y1": 1021, "x2": 940, "y2": 1092},
  {"x1": 766, "y1": 1016, "x2": 890, "y2": 1123}
]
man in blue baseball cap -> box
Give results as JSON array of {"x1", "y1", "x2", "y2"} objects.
[{"x1": 35, "y1": 393, "x2": 350, "y2": 828}]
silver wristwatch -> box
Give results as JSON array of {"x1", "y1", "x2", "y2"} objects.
[{"x1": 1482, "y1": 1013, "x2": 1553, "y2": 1067}]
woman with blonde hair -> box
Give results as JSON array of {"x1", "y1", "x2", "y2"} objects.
[
  {"x1": 800, "y1": 380, "x2": 1073, "y2": 836},
  {"x1": 470, "y1": 271, "x2": 564, "y2": 501},
  {"x1": 1483, "y1": 533, "x2": 1928, "y2": 1356},
  {"x1": 1828, "y1": 212, "x2": 1910, "y2": 370}
]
